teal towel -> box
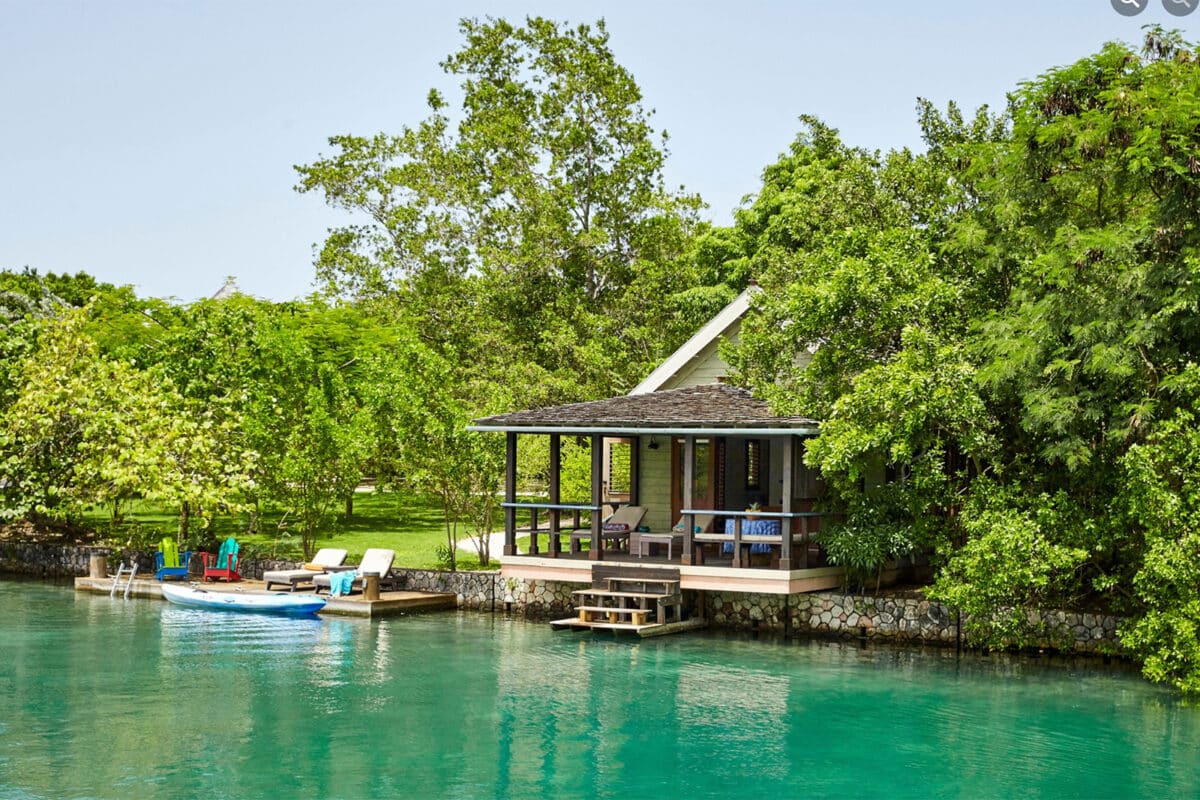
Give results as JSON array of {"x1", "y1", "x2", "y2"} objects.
[{"x1": 330, "y1": 571, "x2": 357, "y2": 596}]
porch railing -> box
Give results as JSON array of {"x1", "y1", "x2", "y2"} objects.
[
  {"x1": 501, "y1": 502, "x2": 827, "y2": 569},
  {"x1": 501, "y1": 502, "x2": 602, "y2": 557}
]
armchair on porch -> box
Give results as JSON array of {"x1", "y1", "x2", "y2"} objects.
[{"x1": 569, "y1": 505, "x2": 645, "y2": 553}]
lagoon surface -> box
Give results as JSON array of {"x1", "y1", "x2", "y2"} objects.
[{"x1": 2, "y1": 580, "x2": 1199, "y2": 800}]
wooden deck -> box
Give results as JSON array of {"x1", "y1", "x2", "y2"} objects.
[
  {"x1": 501, "y1": 551, "x2": 845, "y2": 595},
  {"x1": 73, "y1": 576, "x2": 456, "y2": 618}
]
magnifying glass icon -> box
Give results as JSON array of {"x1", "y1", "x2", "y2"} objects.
[{"x1": 1112, "y1": 0, "x2": 1146, "y2": 13}]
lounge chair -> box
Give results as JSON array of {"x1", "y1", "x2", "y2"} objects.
[
  {"x1": 634, "y1": 513, "x2": 714, "y2": 560},
  {"x1": 262, "y1": 548, "x2": 349, "y2": 591},
  {"x1": 202, "y1": 536, "x2": 241, "y2": 582},
  {"x1": 312, "y1": 548, "x2": 398, "y2": 596},
  {"x1": 569, "y1": 505, "x2": 645, "y2": 553},
  {"x1": 154, "y1": 537, "x2": 192, "y2": 581}
]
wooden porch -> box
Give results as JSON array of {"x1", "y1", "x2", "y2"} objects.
[
  {"x1": 500, "y1": 550, "x2": 843, "y2": 595},
  {"x1": 469, "y1": 384, "x2": 836, "y2": 592}
]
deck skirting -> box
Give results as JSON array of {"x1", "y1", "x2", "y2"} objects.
[{"x1": 499, "y1": 554, "x2": 844, "y2": 595}]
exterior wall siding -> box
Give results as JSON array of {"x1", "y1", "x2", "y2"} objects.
[
  {"x1": 639, "y1": 437, "x2": 674, "y2": 531},
  {"x1": 659, "y1": 328, "x2": 739, "y2": 390}
]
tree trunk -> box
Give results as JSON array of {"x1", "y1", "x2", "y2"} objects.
[
  {"x1": 345, "y1": 493, "x2": 354, "y2": 519},
  {"x1": 178, "y1": 502, "x2": 190, "y2": 544}
]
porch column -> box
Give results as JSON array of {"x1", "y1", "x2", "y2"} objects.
[
  {"x1": 504, "y1": 432, "x2": 517, "y2": 556},
  {"x1": 779, "y1": 434, "x2": 794, "y2": 571},
  {"x1": 681, "y1": 435, "x2": 696, "y2": 565},
  {"x1": 548, "y1": 433, "x2": 561, "y2": 558},
  {"x1": 589, "y1": 434, "x2": 605, "y2": 560},
  {"x1": 629, "y1": 436, "x2": 641, "y2": 507}
]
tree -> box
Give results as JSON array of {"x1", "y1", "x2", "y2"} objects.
[
  {"x1": 927, "y1": 29, "x2": 1200, "y2": 667},
  {"x1": 727, "y1": 116, "x2": 999, "y2": 583},
  {"x1": 362, "y1": 331, "x2": 507, "y2": 570},
  {"x1": 295, "y1": 15, "x2": 714, "y2": 403},
  {"x1": 0, "y1": 308, "x2": 167, "y2": 522},
  {"x1": 236, "y1": 306, "x2": 372, "y2": 559},
  {"x1": 729, "y1": 30, "x2": 1200, "y2": 690},
  {"x1": 1116, "y1": 402, "x2": 1200, "y2": 692}
]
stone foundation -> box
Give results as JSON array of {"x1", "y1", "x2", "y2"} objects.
[
  {"x1": 496, "y1": 576, "x2": 1122, "y2": 655},
  {"x1": 703, "y1": 589, "x2": 1119, "y2": 654},
  {"x1": 1, "y1": 542, "x2": 1121, "y2": 653},
  {"x1": 0, "y1": 542, "x2": 115, "y2": 578}
]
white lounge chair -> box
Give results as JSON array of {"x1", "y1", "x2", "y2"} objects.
[
  {"x1": 262, "y1": 548, "x2": 348, "y2": 591},
  {"x1": 312, "y1": 548, "x2": 398, "y2": 596}
]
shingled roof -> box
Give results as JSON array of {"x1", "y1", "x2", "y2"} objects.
[{"x1": 469, "y1": 384, "x2": 819, "y2": 434}]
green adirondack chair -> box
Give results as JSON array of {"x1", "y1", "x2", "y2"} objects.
[{"x1": 154, "y1": 537, "x2": 192, "y2": 581}]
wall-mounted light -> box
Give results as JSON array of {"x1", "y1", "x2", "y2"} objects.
[{"x1": 648, "y1": 436, "x2": 660, "y2": 450}]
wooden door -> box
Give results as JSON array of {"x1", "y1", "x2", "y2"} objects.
[{"x1": 671, "y1": 437, "x2": 717, "y2": 521}]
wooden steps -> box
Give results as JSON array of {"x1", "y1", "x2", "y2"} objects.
[
  {"x1": 551, "y1": 565, "x2": 704, "y2": 637},
  {"x1": 549, "y1": 616, "x2": 707, "y2": 636}
]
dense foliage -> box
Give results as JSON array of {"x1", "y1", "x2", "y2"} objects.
[
  {"x1": 731, "y1": 28, "x2": 1200, "y2": 691},
  {"x1": 0, "y1": 18, "x2": 731, "y2": 570}
]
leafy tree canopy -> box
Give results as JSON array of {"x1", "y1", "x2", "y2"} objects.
[
  {"x1": 731, "y1": 28, "x2": 1200, "y2": 691},
  {"x1": 296, "y1": 16, "x2": 731, "y2": 403}
]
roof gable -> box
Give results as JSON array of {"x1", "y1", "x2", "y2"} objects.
[{"x1": 629, "y1": 286, "x2": 756, "y2": 395}]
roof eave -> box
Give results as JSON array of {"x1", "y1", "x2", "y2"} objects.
[{"x1": 466, "y1": 424, "x2": 820, "y2": 436}]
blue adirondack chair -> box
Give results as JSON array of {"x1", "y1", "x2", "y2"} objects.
[
  {"x1": 201, "y1": 536, "x2": 241, "y2": 582},
  {"x1": 154, "y1": 537, "x2": 192, "y2": 581}
]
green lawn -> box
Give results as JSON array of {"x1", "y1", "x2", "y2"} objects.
[{"x1": 78, "y1": 490, "x2": 499, "y2": 570}]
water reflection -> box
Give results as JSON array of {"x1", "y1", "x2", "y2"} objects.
[{"x1": 2, "y1": 582, "x2": 1200, "y2": 800}]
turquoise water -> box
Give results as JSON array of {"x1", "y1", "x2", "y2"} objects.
[{"x1": 2, "y1": 580, "x2": 1199, "y2": 800}]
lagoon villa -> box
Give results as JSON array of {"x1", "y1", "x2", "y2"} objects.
[{"x1": 470, "y1": 287, "x2": 857, "y2": 601}]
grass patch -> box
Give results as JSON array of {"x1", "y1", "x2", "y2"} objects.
[
  {"x1": 78, "y1": 490, "x2": 499, "y2": 571},
  {"x1": 515, "y1": 532, "x2": 589, "y2": 553}
]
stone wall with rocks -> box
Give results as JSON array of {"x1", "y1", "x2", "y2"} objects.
[
  {"x1": 0, "y1": 543, "x2": 116, "y2": 577},
  {"x1": 391, "y1": 568, "x2": 500, "y2": 610},
  {"x1": 0, "y1": 542, "x2": 1120, "y2": 653},
  {"x1": 493, "y1": 576, "x2": 577, "y2": 617},
  {"x1": 703, "y1": 589, "x2": 1120, "y2": 654},
  {"x1": 495, "y1": 575, "x2": 1122, "y2": 655}
]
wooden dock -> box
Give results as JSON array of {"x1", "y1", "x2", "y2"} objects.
[
  {"x1": 550, "y1": 565, "x2": 706, "y2": 637},
  {"x1": 73, "y1": 576, "x2": 456, "y2": 618}
]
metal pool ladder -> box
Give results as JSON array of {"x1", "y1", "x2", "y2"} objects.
[{"x1": 109, "y1": 562, "x2": 138, "y2": 599}]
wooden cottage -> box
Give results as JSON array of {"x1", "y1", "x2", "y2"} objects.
[{"x1": 469, "y1": 288, "x2": 842, "y2": 595}]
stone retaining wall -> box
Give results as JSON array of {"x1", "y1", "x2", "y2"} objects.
[
  {"x1": 0, "y1": 542, "x2": 115, "y2": 577},
  {"x1": 497, "y1": 576, "x2": 1122, "y2": 655},
  {"x1": 701, "y1": 590, "x2": 1119, "y2": 654},
  {"x1": 392, "y1": 568, "x2": 499, "y2": 610},
  {"x1": 494, "y1": 576, "x2": 577, "y2": 617},
  {"x1": 1, "y1": 542, "x2": 1120, "y2": 653}
]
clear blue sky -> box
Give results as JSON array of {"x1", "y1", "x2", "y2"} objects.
[{"x1": 1, "y1": 1, "x2": 1195, "y2": 303}]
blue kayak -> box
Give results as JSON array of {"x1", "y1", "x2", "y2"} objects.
[{"x1": 161, "y1": 583, "x2": 326, "y2": 616}]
